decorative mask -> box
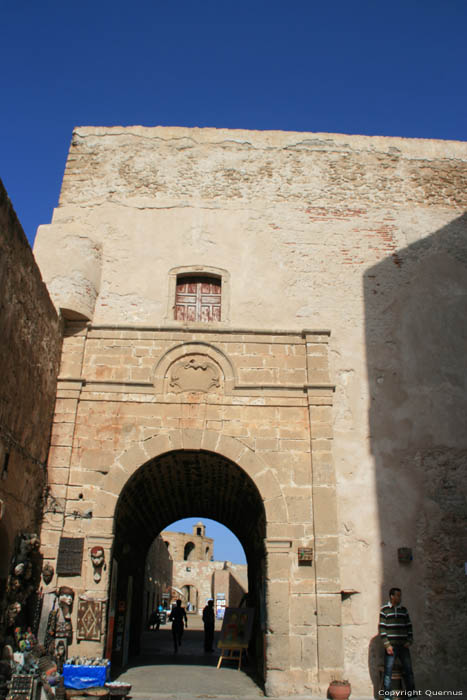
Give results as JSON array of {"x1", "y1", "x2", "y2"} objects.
[
  {"x1": 42, "y1": 563, "x2": 55, "y2": 585},
  {"x1": 90, "y1": 546, "x2": 106, "y2": 582}
]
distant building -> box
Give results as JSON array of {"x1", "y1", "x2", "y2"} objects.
[{"x1": 143, "y1": 522, "x2": 247, "y2": 620}]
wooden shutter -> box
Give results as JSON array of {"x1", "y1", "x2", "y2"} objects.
[{"x1": 175, "y1": 276, "x2": 221, "y2": 321}]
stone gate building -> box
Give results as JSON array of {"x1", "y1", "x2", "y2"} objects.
[{"x1": 32, "y1": 126, "x2": 467, "y2": 696}]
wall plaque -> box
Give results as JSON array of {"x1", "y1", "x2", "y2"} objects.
[{"x1": 56, "y1": 537, "x2": 84, "y2": 576}]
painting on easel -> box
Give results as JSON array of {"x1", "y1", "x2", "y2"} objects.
[{"x1": 218, "y1": 607, "x2": 254, "y2": 647}]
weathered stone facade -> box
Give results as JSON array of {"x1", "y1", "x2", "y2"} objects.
[
  {"x1": 32, "y1": 127, "x2": 467, "y2": 696},
  {"x1": 0, "y1": 179, "x2": 62, "y2": 643}
]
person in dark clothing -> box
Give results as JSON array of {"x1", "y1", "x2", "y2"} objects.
[
  {"x1": 202, "y1": 599, "x2": 215, "y2": 652},
  {"x1": 379, "y1": 587, "x2": 415, "y2": 694},
  {"x1": 169, "y1": 599, "x2": 187, "y2": 653}
]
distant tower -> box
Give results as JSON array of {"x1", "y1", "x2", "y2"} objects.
[{"x1": 193, "y1": 521, "x2": 206, "y2": 537}]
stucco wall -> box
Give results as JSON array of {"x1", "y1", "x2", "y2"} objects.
[
  {"x1": 0, "y1": 179, "x2": 62, "y2": 631},
  {"x1": 33, "y1": 127, "x2": 467, "y2": 694}
]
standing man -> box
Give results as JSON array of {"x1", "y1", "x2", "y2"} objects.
[
  {"x1": 379, "y1": 587, "x2": 415, "y2": 694},
  {"x1": 169, "y1": 599, "x2": 187, "y2": 653},
  {"x1": 202, "y1": 599, "x2": 215, "y2": 652}
]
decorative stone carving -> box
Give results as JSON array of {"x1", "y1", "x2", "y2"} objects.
[{"x1": 168, "y1": 356, "x2": 221, "y2": 394}]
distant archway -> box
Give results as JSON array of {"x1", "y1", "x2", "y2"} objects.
[{"x1": 183, "y1": 542, "x2": 195, "y2": 561}]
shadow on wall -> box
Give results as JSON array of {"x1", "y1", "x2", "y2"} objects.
[{"x1": 364, "y1": 212, "x2": 467, "y2": 692}]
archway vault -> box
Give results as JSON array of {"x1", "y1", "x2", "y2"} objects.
[{"x1": 113, "y1": 449, "x2": 266, "y2": 562}]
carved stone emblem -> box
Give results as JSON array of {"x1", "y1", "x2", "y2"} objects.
[{"x1": 169, "y1": 356, "x2": 221, "y2": 393}]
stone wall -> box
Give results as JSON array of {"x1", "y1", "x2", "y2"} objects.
[
  {"x1": 0, "y1": 179, "x2": 62, "y2": 641},
  {"x1": 33, "y1": 127, "x2": 467, "y2": 695},
  {"x1": 143, "y1": 535, "x2": 172, "y2": 623}
]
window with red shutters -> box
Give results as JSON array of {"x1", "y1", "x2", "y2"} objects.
[{"x1": 175, "y1": 276, "x2": 221, "y2": 322}]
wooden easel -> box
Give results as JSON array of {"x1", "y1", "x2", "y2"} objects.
[{"x1": 216, "y1": 642, "x2": 248, "y2": 670}]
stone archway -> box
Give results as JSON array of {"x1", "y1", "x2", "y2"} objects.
[{"x1": 109, "y1": 447, "x2": 269, "y2": 682}]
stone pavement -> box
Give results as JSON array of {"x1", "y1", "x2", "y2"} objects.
[
  {"x1": 115, "y1": 616, "x2": 263, "y2": 698},
  {"x1": 113, "y1": 616, "x2": 374, "y2": 700}
]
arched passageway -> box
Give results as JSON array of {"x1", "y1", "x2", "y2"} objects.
[{"x1": 109, "y1": 449, "x2": 266, "y2": 682}]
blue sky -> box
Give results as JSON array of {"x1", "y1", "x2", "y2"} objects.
[
  {"x1": 164, "y1": 518, "x2": 246, "y2": 565},
  {"x1": 1, "y1": 0, "x2": 466, "y2": 245}
]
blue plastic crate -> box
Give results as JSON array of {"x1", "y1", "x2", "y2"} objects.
[{"x1": 63, "y1": 662, "x2": 110, "y2": 689}]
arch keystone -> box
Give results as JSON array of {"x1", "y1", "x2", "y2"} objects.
[{"x1": 181, "y1": 429, "x2": 203, "y2": 450}]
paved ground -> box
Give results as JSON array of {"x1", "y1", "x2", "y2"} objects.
[
  {"x1": 113, "y1": 615, "x2": 375, "y2": 699},
  {"x1": 115, "y1": 614, "x2": 265, "y2": 699}
]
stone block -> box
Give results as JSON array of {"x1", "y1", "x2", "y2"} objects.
[
  {"x1": 283, "y1": 487, "x2": 312, "y2": 522},
  {"x1": 254, "y1": 471, "x2": 282, "y2": 501},
  {"x1": 279, "y1": 439, "x2": 310, "y2": 453},
  {"x1": 309, "y1": 405, "x2": 333, "y2": 423},
  {"x1": 217, "y1": 434, "x2": 247, "y2": 464},
  {"x1": 315, "y1": 551, "x2": 340, "y2": 584},
  {"x1": 50, "y1": 422, "x2": 75, "y2": 446},
  {"x1": 255, "y1": 437, "x2": 279, "y2": 451},
  {"x1": 266, "y1": 522, "x2": 304, "y2": 539},
  {"x1": 142, "y1": 433, "x2": 171, "y2": 459},
  {"x1": 48, "y1": 467, "x2": 69, "y2": 485},
  {"x1": 313, "y1": 486, "x2": 338, "y2": 534},
  {"x1": 267, "y1": 552, "x2": 291, "y2": 580},
  {"x1": 310, "y1": 423, "x2": 333, "y2": 439},
  {"x1": 265, "y1": 633, "x2": 290, "y2": 671},
  {"x1": 104, "y1": 465, "x2": 132, "y2": 494},
  {"x1": 181, "y1": 428, "x2": 203, "y2": 449},
  {"x1": 54, "y1": 398, "x2": 77, "y2": 414},
  {"x1": 316, "y1": 625, "x2": 344, "y2": 671},
  {"x1": 266, "y1": 582, "x2": 290, "y2": 634},
  {"x1": 92, "y1": 489, "x2": 118, "y2": 518},
  {"x1": 201, "y1": 429, "x2": 220, "y2": 452},
  {"x1": 48, "y1": 446, "x2": 72, "y2": 467},
  {"x1": 264, "y1": 496, "x2": 288, "y2": 523},
  {"x1": 278, "y1": 424, "x2": 308, "y2": 440},
  {"x1": 265, "y1": 669, "x2": 293, "y2": 697},
  {"x1": 291, "y1": 578, "x2": 315, "y2": 595},
  {"x1": 290, "y1": 594, "x2": 317, "y2": 627},
  {"x1": 81, "y1": 449, "x2": 115, "y2": 471},
  {"x1": 118, "y1": 445, "x2": 147, "y2": 472},
  {"x1": 316, "y1": 594, "x2": 342, "y2": 626}
]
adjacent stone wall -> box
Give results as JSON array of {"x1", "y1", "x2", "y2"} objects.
[{"x1": 0, "y1": 179, "x2": 62, "y2": 637}]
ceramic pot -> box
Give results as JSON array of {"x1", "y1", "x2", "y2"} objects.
[{"x1": 328, "y1": 682, "x2": 351, "y2": 700}]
